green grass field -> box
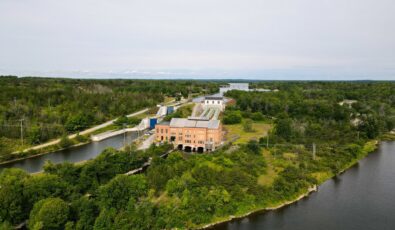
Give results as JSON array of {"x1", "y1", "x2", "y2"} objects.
[{"x1": 224, "y1": 122, "x2": 272, "y2": 144}]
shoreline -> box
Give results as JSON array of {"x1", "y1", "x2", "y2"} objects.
[
  {"x1": 200, "y1": 140, "x2": 381, "y2": 229},
  {"x1": 0, "y1": 141, "x2": 91, "y2": 166},
  {"x1": 200, "y1": 186, "x2": 318, "y2": 229},
  {"x1": 2, "y1": 131, "x2": 147, "y2": 173}
]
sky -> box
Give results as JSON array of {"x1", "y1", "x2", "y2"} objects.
[{"x1": 0, "y1": 0, "x2": 394, "y2": 80}]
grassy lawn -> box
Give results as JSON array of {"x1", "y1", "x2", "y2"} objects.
[
  {"x1": 224, "y1": 122, "x2": 271, "y2": 144},
  {"x1": 258, "y1": 149, "x2": 280, "y2": 186},
  {"x1": 90, "y1": 124, "x2": 119, "y2": 135}
]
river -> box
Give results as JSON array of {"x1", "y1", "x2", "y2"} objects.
[
  {"x1": 0, "y1": 131, "x2": 139, "y2": 173},
  {"x1": 214, "y1": 141, "x2": 395, "y2": 230}
]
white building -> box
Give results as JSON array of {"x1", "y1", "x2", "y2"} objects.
[{"x1": 203, "y1": 96, "x2": 225, "y2": 111}]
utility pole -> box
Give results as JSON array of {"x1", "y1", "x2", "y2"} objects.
[
  {"x1": 312, "y1": 143, "x2": 316, "y2": 160},
  {"x1": 266, "y1": 132, "x2": 269, "y2": 148},
  {"x1": 20, "y1": 118, "x2": 24, "y2": 146}
]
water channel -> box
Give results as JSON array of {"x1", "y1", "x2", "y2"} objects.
[
  {"x1": 0, "y1": 131, "x2": 139, "y2": 173},
  {"x1": 214, "y1": 141, "x2": 395, "y2": 230}
]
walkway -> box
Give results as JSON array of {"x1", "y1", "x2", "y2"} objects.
[{"x1": 20, "y1": 108, "x2": 149, "y2": 152}]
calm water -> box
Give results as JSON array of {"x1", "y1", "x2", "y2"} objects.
[
  {"x1": 214, "y1": 141, "x2": 395, "y2": 230},
  {"x1": 0, "y1": 131, "x2": 139, "y2": 173}
]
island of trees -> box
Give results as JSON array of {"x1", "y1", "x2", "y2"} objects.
[{"x1": 0, "y1": 78, "x2": 394, "y2": 229}]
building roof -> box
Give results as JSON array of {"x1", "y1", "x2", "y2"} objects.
[
  {"x1": 169, "y1": 118, "x2": 220, "y2": 129},
  {"x1": 187, "y1": 116, "x2": 210, "y2": 121},
  {"x1": 157, "y1": 121, "x2": 170, "y2": 126},
  {"x1": 205, "y1": 96, "x2": 223, "y2": 100},
  {"x1": 229, "y1": 83, "x2": 249, "y2": 86}
]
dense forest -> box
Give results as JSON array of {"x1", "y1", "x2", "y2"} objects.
[
  {"x1": 0, "y1": 76, "x2": 219, "y2": 161},
  {"x1": 0, "y1": 80, "x2": 394, "y2": 229}
]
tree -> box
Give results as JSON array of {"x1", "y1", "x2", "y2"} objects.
[
  {"x1": 0, "y1": 168, "x2": 30, "y2": 224},
  {"x1": 70, "y1": 196, "x2": 99, "y2": 230},
  {"x1": 93, "y1": 209, "x2": 116, "y2": 230},
  {"x1": 275, "y1": 118, "x2": 292, "y2": 141},
  {"x1": 28, "y1": 198, "x2": 69, "y2": 230},
  {"x1": 65, "y1": 114, "x2": 93, "y2": 133},
  {"x1": 23, "y1": 174, "x2": 70, "y2": 207},
  {"x1": 359, "y1": 116, "x2": 380, "y2": 139},
  {"x1": 223, "y1": 111, "x2": 242, "y2": 124},
  {"x1": 98, "y1": 175, "x2": 147, "y2": 210}
]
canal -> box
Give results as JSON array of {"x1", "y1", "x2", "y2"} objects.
[
  {"x1": 214, "y1": 141, "x2": 395, "y2": 230},
  {"x1": 0, "y1": 131, "x2": 139, "y2": 173}
]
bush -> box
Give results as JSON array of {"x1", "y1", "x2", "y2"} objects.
[
  {"x1": 59, "y1": 135, "x2": 73, "y2": 149},
  {"x1": 243, "y1": 119, "x2": 254, "y2": 132},
  {"x1": 223, "y1": 111, "x2": 242, "y2": 124},
  {"x1": 75, "y1": 133, "x2": 89, "y2": 143},
  {"x1": 251, "y1": 112, "x2": 264, "y2": 121},
  {"x1": 246, "y1": 140, "x2": 261, "y2": 155}
]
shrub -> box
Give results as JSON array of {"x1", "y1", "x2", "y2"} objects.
[{"x1": 59, "y1": 135, "x2": 73, "y2": 149}]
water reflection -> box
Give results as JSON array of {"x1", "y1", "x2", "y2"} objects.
[{"x1": 0, "y1": 131, "x2": 139, "y2": 173}]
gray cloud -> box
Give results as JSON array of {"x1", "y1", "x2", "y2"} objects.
[{"x1": 0, "y1": 0, "x2": 394, "y2": 79}]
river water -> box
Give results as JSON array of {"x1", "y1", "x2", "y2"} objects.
[
  {"x1": 214, "y1": 141, "x2": 395, "y2": 230},
  {"x1": 0, "y1": 131, "x2": 139, "y2": 173}
]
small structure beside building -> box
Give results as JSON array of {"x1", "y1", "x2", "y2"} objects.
[{"x1": 155, "y1": 117, "x2": 223, "y2": 152}]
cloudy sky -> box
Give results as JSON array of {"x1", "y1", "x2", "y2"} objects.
[{"x1": 0, "y1": 0, "x2": 394, "y2": 80}]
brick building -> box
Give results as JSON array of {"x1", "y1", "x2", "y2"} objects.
[{"x1": 155, "y1": 117, "x2": 223, "y2": 152}]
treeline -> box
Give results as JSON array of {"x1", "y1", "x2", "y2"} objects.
[
  {"x1": 0, "y1": 76, "x2": 220, "y2": 159},
  {"x1": 226, "y1": 82, "x2": 394, "y2": 143}
]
